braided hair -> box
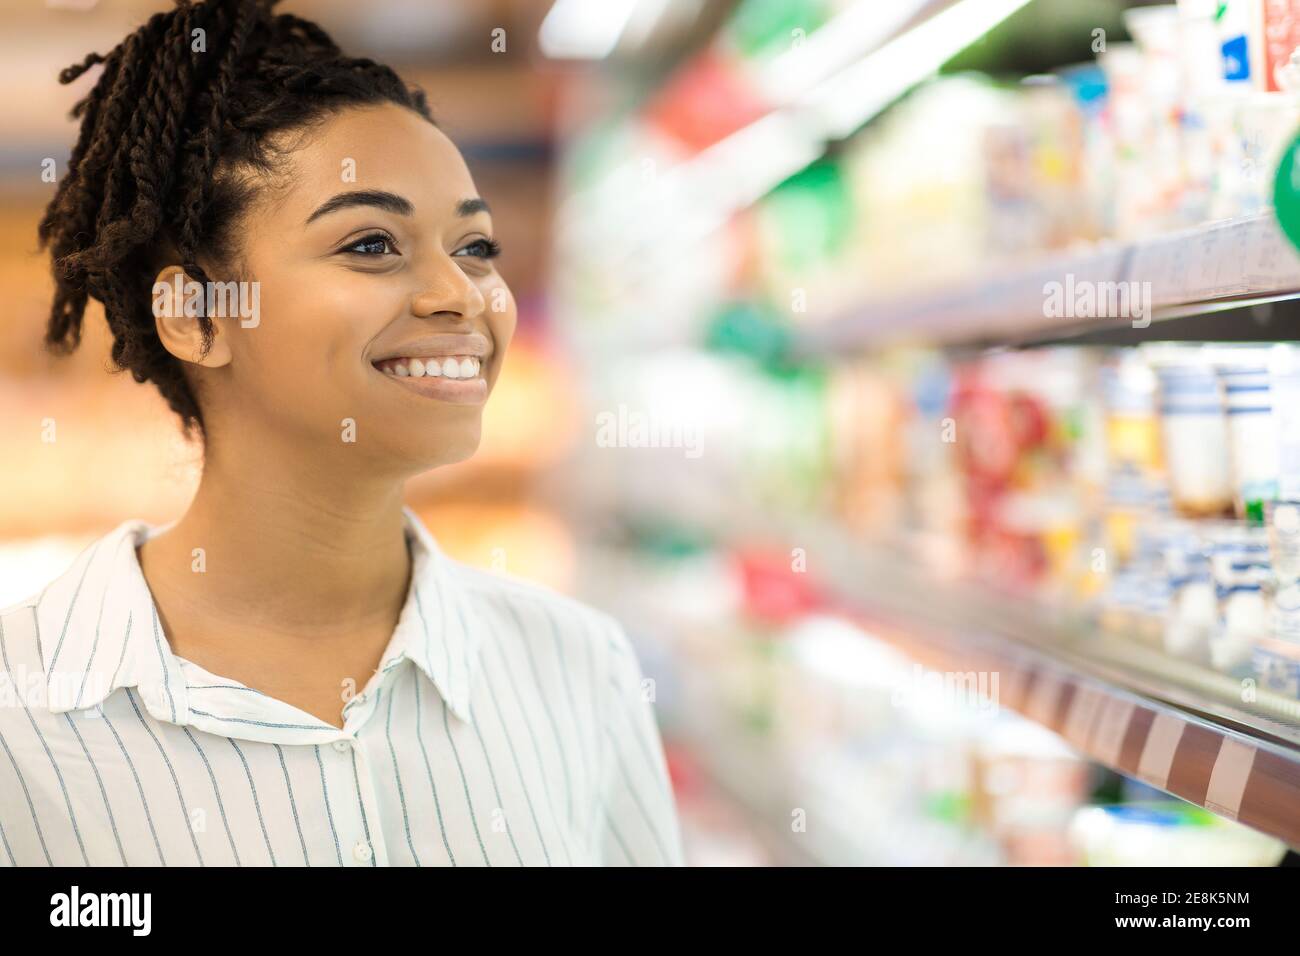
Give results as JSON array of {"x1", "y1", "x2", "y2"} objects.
[{"x1": 38, "y1": 0, "x2": 434, "y2": 438}]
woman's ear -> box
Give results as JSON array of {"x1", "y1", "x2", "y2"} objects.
[{"x1": 151, "y1": 265, "x2": 233, "y2": 368}]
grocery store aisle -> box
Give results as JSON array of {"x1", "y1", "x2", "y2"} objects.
[{"x1": 5, "y1": 0, "x2": 1300, "y2": 874}]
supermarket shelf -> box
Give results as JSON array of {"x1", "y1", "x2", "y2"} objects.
[
  {"x1": 586, "y1": 544, "x2": 1005, "y2": 865},
  {"x1": 792, "y1": 212, "x2": 1300, "y2": 354},
  {"x1": 701, "y1": 507, "x2": 1300, "y2": 849},
  {"x1": 676, "y1": 724, "x2": 1003, "y2": 866}
]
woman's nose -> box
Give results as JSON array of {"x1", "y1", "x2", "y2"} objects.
[{"x1": 412, "y1": 255, "x2": 486, "y2": 320}]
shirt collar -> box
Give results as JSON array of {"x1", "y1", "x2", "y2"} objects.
[
  {"x1": 34, "y1": 505, "x2": 481, "y2": 727},
  {"x1": 387, "y1": 505, "x2": 481, "y2": 724}
]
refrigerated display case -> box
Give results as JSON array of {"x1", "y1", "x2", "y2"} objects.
[{"x1": 547, "y1": 0, "x2": 1300, "y2": 861}]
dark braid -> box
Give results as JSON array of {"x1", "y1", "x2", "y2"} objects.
[{"x1": 39, "y1": 0, "x2": 434, "y2": 439}]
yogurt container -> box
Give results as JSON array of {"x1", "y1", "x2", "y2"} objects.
[
  {"x1": 1216, "y1": 363, "x2": 1278, "y2": 522},
  {"x1": 1208, "y1": 524, "x2": 1272, "y2": 677},
  {"x1": 1155, "y1": 364, "x2": 1233, "y2": 518}
]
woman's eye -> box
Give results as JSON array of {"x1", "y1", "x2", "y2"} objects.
[
  {"x1": 455, "y1": 237, "x2": 502, "y2": 260},
  {"x1": 342, "y1": 234, "x2": 395, "y2": 256}
]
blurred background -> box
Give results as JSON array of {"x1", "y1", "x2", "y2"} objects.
[{"x1": 8, "y1": 0, "x2": 1300, "y2": 865}]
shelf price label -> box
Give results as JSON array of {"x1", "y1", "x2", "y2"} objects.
[
  {"x1": 1136, "y1": 712, "x2": 1187, "y2": 791},
  {"x1": 1205, "y1": 738, "x2": 1257, "y2": 820}
]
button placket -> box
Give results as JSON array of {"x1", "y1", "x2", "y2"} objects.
[
  {"x1": 346, "y1": 739, "x2": 389, "y2": 866},
  {"x1": 335, "y1": 661, "x2": 400, "y2": 865},
  {"x1": 317, "y1": 737, "x2": 354, "y2": 866}
]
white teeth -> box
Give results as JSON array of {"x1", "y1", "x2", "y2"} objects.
[{"x1": 379, "y1": 356, "x2": 482, "y2": 378}]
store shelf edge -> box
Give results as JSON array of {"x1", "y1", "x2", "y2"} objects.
[
  {"x1": 793, "y1": 213, "x2": 1300, "y2": 354},
  {"x1": 733, "y1": 509, "x2": 1300, "y2": 850}
]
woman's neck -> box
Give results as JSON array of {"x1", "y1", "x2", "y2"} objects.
[{"x1": 137, "y1": 448, "x2": 413, "y2": 640}]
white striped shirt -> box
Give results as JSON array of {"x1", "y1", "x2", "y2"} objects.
[{"x1": 0, "y1": 507, "x2": 683, "y2": 867}]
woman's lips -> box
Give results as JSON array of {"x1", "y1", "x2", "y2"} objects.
[{"x1": 371, "y1": 355, "x2": 489, "y2": 405}]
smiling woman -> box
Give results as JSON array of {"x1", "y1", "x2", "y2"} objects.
[{"x1": 4, "y1": 0, "x2": 684, "y2": 869}]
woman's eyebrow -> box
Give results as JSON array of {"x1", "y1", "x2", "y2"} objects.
[
  {"x1": 458, "y1": 197, "x2": 491, "y2": 217},
  {"x1": 306, "y1": 189, "x2": 414, "y2": 224}
]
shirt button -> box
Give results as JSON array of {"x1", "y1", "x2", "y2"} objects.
[
  {"x1": 353, "y1": 841, "x2": 373, "y2": 863},
  {"x1": 332, "y1": 740, "x2": 350, "y2": 753}
]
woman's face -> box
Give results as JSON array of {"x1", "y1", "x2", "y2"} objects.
[{"x1": 188, "y1": 102, "x2": 517, "y2": 477}]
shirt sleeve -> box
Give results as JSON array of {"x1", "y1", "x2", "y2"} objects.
[{"x1": 595, "y1": 620, "x2": 684, "y2": 867}]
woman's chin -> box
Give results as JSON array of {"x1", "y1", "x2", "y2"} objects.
[{"x1": 395, "y1": 429, "x2": 483, "y2": 474}]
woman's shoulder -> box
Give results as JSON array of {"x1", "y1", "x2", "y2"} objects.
[
  {"x1": 444, "y1": 557, "x2": 627, "y2": 653},
  {"x1": 0, "y1": 518, "x2": 146, "y2": 676},
  {"x1": 0, "y1": 592, "x2": 55, "y2": 719},
  {"x1": 446, "y1": 559, "x2": 649, "y2": 711}
]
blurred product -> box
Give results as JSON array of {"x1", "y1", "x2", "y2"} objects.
[
  {"x1": 1153, "y1": 360, "x2": 1233, "y2": 519},
  {"x1": 1070, "y1": 802, "x2": 1287, "y2": 866}
]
